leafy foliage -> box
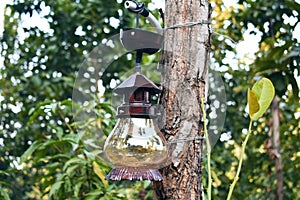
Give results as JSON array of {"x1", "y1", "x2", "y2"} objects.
[
  {"x1": 209, "y1": 0, "x2": 300, "y2": 199},
  {"x1": 0, "y1": 0, "x2": 157, "y2": 199}
]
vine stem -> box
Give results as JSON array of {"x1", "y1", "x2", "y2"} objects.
[
  {"x1": 226, "y1": 120, "x2": 253, "y2": 200},
  {"x1": 200, "y1": 97, "x2": 211, "y2": 200}
]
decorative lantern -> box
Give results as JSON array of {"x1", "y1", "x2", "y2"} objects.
[
  {"x1": 103, "y1": 0, "x2": 167, "y2": 181},
  {"x1": 104, "y1": 72, "x2": 168, "y2": 181}
]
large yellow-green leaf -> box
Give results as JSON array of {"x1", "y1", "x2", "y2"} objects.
[
  {"x1": 248, "y1": 89, "x2": 260, "y2": 118},
  {"x1": 248, "y1": 78, "x2": 275, "y2": 120}
]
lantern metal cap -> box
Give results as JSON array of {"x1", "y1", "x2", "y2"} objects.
[
  {"x1": 120, "y1": 28, "x2": 163, "y2": 55},
  {"x1": 114, "y1": 73, "x2": 161, "y2": 94}
]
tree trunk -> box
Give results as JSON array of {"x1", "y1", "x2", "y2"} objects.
[
  {"x1": 153, "y1": 0, "x2": 211, "y2": 199},
  {"x1": 272, "y1": 96, "x2": 283, "y2": 200}
]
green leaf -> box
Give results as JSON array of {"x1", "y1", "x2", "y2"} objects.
[
  {"x1": 248, "y1": 89, "x2": 260, "y2": 118},
  {"x1": 49, "y1": 181, "x2": 64, "y2": 198},
  {"x1": 63, "y1": 157, "x2": 87, "y2": 172},
  {"x1": 85, "y1": 189, "x2": 104, "y2": 200},
  {"x1": 0, "y1": 187, "x2": 11, "y2": 200},
  {"x1": 37, "y1": 154, "x2": 70, "y2": 163},
  {"x1": 61, "y1": 99, "x2": 74, "y2": 107},
  {"x1": 279, "y1": 49, "x2": 300, "y2": 63},
  {"x1": 56, "y1": 126, "x2": 64, "y2": 140},
  {"x1": 74, "y1": 180, "x2": 84, "y2": 197},
  {"x1": 0, "y1": 171, "x2": 9, "y2": 176},
  {"x1": 26, "y1": 99, "x2": 52, "y2": 126},
  {"x1": 62, "y1": 133, "x2": 80, "y2": 144},
  {"x1": 20, "y1": 140, "x2": 43, "y2": 163},
  {"x1": 62, "y1": 134, "x2": 80, "y2": 151},
  {"x1": 26, "y1": 108, "x2": 43, "y2": 127},
  {"x1": 249, "y1": 78, "x2": 275, "y2": 120},
  {"x1": 66, "y1": 164, "x2": 80, "y2": 177}
]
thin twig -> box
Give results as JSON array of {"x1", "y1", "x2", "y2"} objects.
[
  {"x1": 201, "y1": 97, "x2": 212, "y2": 200},
  {"x1": 226, "y1": 120, "x2": 253, "y2": 200}
]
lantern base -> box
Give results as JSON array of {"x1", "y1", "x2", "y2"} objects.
[{"x1": 105, "y1": 167, "x2": 164, "y2": 181}]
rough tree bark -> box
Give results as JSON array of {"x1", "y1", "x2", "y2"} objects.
[
  {"x1": 153, "y1": 0, "x2": 211, "y2": 199},
  {"x1": 272, "y1": 96, "x2": 283, "y2": 200}
]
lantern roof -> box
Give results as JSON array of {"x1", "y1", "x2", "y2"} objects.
[{"x1": 114, "y1": 73, "x2": 160, "y2": 94}]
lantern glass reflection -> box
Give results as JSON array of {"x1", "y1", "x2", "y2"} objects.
[{"x1": 104, "y1": 117, "x2": 168, "y2": 169}]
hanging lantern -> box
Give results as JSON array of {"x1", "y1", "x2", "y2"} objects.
[
  {"x1": 103, "y1": 0, "x2": 167, "y2": 181},
  {"x1": 104, "y1": 72, "x2": 168, "y2": 181}
]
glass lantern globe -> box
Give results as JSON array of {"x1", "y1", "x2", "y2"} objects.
[{"x1": 104, "y1": 117, "x2": 168, "y2": 180}]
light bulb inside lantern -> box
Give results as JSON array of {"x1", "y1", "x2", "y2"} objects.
[{"x1": 104, "y1": 117, "x2": 168, "y2": 181}]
